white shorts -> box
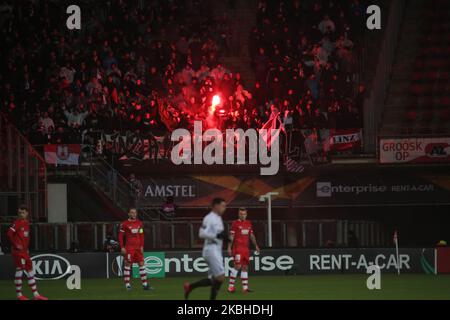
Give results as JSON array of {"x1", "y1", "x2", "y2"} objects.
[{"x1": 203, "y1": 246, "x2": 224, "y2": 278}]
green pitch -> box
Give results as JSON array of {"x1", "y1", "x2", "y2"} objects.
[{"x1": 1, "y1": 275, "x2": 450, "y2": 300}]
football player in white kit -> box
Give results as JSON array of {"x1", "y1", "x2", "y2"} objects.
[{"x1": 184, "y1": 198, "x2": 227, "y2": 300}]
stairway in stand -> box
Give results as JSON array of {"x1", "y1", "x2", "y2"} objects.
[
  {"x1": 213, "y1": 0, "x2": 257, "y2": 89},
  {"x1": 381, "y1": 0, "x2": 450, "y2": 135}
]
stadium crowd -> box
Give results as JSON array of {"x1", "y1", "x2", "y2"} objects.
[
  {"x1": 251, "y1": 0, "x2": 365, "y2": 130},
  {"x1": 0, "y1": 0, "x2": 365, "y2": 146}
]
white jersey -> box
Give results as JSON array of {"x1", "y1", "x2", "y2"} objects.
[
  {"x1": 199, "y1": 211, "x2": 225, "y2": 277},
  {"x1": 199, "y1": 211, "x2": 224, "y2": 249}
]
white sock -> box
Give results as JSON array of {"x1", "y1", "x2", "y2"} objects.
[
  {"x1": 139, "y1": 266, "x2": 148, "y2": 287},
  {"x1": 241, "y1": 271, "x2": 248, "y2": 290},
  {"x1": 24, "y1": 270, "x2": 39, "y2": 297},
  {"x1": 228, "y1": 268, "x2": 238, "y2": 288},
  {"x1": 14, "y1": 269, "x2": 23, "y2": 298},
  {"x1": 123, "y1": 266, "x2": 131, "y2": 287}
]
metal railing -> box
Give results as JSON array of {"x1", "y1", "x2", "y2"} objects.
[
  {"x1": 0, "y1": 113, "x2": 47, "y2": 221},
  {"x1": 47, "y1": 145, "x2": 165, "y2": 220},
  {"x1": 33, "y1": 143, "x2": 164, "y2": 220},
  {"x1": 85, "y1": 149, "x2": 135, "y2": 213},
  {"x1": 83, "y1": 127, "x2": 365, "y2": 169},
  {"x1": 41, "y1": 145, "x2": 135, "y2": 212},
  {"x1": 0, "y1": 220, "x2": 388, "y2": 252}
]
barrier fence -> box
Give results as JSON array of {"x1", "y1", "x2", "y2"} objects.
[
  {"x1": 83, "y1": 128, "x2": 364, "y2": 165},
  {"x1": 0, "y1": 220, "x2": 387, "y2": 252},
  {"x1": 0, "y1": 113, "x2": 47, "y2": 221}
]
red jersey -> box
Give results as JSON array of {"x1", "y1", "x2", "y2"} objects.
[
  {"x1": 118, "y1": 219, "x2": 144, "y2": 249},
  {"x1": 230, "y1": 219, "x2": 253, "y2": 249},
  {"x1": 7, "y1": 218, "x2": 30, "y2": 252}
]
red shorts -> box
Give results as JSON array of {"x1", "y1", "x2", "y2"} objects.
[
  {"x1": 232, "y1": 248, "x2": 250, "y2": 267},
  {"x1": 124, "y1": 248, "x2": 144, "y2": 264},
  {"x1": 12, "y1": 251, "x2": 32, "y2": 270}
]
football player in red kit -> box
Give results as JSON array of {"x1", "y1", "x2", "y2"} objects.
[
  {"x1": 118, "y1": 208, "x2": 152, "y2": 291},
  {"x1": 7, "y1": 205, "x2": 48, "y2": 300},
  {"x1": 227, "y1": 208, "x2": 260, "y2": 293}
]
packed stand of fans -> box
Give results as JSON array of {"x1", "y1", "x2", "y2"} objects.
[
  {"x1": 0, "y1": 0, "x2": 365, "y2": 147},
  {"x1": 250, "y1": 0, "x2": 366, "y2": 131},
  {"x1": 0, "y1": 0, "x2": 237, "y2": 144}
]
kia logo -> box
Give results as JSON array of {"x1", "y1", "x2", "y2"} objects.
[{"x1": 31, "y1": 254, "x2": 71, "y2": 280}]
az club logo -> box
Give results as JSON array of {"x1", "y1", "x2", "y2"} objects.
[
  {"x1": 425, "y1": 143, "x2": 450, "y2": 158},
  {"x1": 316, "y1": 182, "x2": 332, "y2": 197}
]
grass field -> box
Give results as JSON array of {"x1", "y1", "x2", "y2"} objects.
[{"x1": 1, "y1": 275, "x2": 450, "y2": 300}]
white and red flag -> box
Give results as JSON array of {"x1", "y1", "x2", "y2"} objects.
[
  {"x1": 259, "y1": 112, "x2": 285, "y2": 148},
  {"x1": 44, "y1": 144, "x2": 81, "y2": 166}
]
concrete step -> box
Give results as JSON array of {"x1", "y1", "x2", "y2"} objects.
[
  {"x1": 379, "y1": 127, "x2": 401, "y2": 135},
  {"x1": 384, "y1": 105, "x2": 408, "y2": 113},
  {"x1": 221, "y1": 56, "x2": 252, "y2": 64},
  {"x1": 217, "y1": 0, "x2": 257, "y2": 89},
  {"x1": 385, "y1": 94, "x2": 411, "y2": 106},
  {"x1": 381, "y1": 1, "x2": 430, "y2": 132},
  {"x1": 384, "y1": 103, "x2": 412, "y2": 110},
  {"x1": 392, "y1": 57, "x2": 416, "y2": 66},
  {"x1": 381, "y1": 123, "x2": 403, "y2": 131},
  {"x1": 387, "y1": 82, "x2": 410, "y2": 94},
  {"x1": 392, "y1": 73, "x2": 412, "y2": 81},
  {"x1": 391, "y1": 64, "x2": 414, "y2": 75}
]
